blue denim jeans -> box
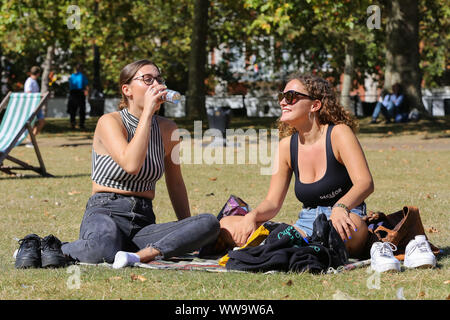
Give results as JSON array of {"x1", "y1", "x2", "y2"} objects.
[
  {"x1": 61, "y1": 192, "x2": 220, "y2": 263},
  {"x1": 372, "y1": 101, "x2": 397, "y2": 121},
  {"x1": 293, "y1": 203, "x2": 367, "y2": 237}
]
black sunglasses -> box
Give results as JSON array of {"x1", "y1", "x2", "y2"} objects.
[
  {"x1": 133, "y1": 74, "x2": 165, "y2": 86},
  {"x1": 278, "y1": 90, "x2": 315, "y2": 105}
]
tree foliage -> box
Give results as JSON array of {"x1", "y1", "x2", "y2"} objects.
[{"x1": 0, "y1": 0, "x2": 447, "y2": 102}]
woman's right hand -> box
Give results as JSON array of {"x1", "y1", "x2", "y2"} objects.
[
  {"x1": 143, "y1": 82, "x2": 167, "y2": 117},
  {"x1": 220, "y1": 213, "x2": 258, "y2": 247}
]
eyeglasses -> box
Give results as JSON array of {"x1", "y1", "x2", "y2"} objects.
[
  {"x1": 132, "y1": 74, "x2": 165, "y2": 86},
  {"x1": 278, "y1": 90, "x2": 315, "y2": 105}
]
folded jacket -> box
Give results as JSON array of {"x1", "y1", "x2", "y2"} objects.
[{"x1": 226, "y1": 214, "x2": 348, "y2": 274}]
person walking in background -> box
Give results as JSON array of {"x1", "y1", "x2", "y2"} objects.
[
  {"x1": 23, "y1": 66, "x2": 44, "y2": 147},
  {"x1": 67, "y1": 64, "x2": 89, "y2": 130}
]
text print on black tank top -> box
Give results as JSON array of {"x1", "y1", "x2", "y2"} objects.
[{"x1": 290, "y1": 124, "x2": 353, "y2": 208}]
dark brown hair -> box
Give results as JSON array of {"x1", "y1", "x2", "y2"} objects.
[
  {"x1": 30, "y1": 66, "x2": 41, "y2": 76},
  {"x1": 118, "y1": 59, "x2": 160, "y2": 110},
  {"x1": 278, "y1": 72, "x2": 358, "y2": 138}
]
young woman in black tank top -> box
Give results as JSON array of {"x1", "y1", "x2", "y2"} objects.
[{"x1": 220, "y1": 74, "x2": 374, "y2": 258}]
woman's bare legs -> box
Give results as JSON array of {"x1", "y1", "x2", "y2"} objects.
[{"x1": 294, "y1": 213, "x2": 368, "y2": 258}]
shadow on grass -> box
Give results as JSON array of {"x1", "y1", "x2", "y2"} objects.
[
  {"x1": 41, "y1": 117, "x2": 100, "y2": 135},
  {"x1": 40, "y1": 115, "x2": 450, "y2": 137},
  {"x1": 0, "y1": 173, "x2": 91, "y2": 181},
  {"x1": 58, "y1": 142, "x2": 93, "y2": 147},
  {"x1": 437, "y1": 246, "x2": 450, "y2": 259},
  {"x1": 357, "y1": 116, "x2": 450, "y2": 137}
]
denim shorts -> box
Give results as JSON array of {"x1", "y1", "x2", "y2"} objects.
[
  {"x1": 36, "y1": 109, "x2": 45, "y2": 120},
  {"x1": 293, "y1": 203, "x2": 367, "y2": 237}
]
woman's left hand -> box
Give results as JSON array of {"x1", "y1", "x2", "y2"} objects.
[{"x1": 330, "y1": 207, "x2": 357, "y2": 241}]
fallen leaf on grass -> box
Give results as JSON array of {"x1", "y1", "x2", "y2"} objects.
[
  {"x1": 283, "y1": 280, "x2": 293, "y2": 286},
  {"x1": 44, "y1": 210, "x2": 56, "y2": 219},
  {"x1": 131, "y1": 274, "x2": 147, "y2": 282},
  {"x1": 109, "y1": 276, "x2": 122, "y2": 281},
  {"x1": 68, "y1": 191, "x2": 81, "y2": 196},
  {"x1": 427, "y1": 227, "x2": 439, "y2": 233},
  {"x1": 208, "y1": 177, "x2": 217, "y2": 181},
  {"x1": 444, "y1": 280, "x2": 450, "y2": 285}
]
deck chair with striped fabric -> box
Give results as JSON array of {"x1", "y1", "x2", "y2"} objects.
[{"x1": 0, "y1": 91, "x2": 52, "y2": 177}]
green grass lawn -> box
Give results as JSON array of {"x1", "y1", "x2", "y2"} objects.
[{"x1": 0, "y1": 115, "x2": 449, "y2": 300}]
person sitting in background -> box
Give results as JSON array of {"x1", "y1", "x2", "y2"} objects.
[{"x1": 370, "y1": 83, "x2": 404, "y2": 124}]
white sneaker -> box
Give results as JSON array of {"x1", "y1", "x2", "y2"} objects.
[
  {"x1": 404, "y1": 235, "x2": 436, "y2": 269},
  {"x1": 25, "y1": 142, "x2": 33, "y2": 148},
  {"x1": 370, "y1": 242, "x2": 401, "y2": 272}
]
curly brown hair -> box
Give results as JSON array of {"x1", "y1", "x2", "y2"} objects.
[{"x1": 278, "y1": 73, "x2": 358, "y2": 138}]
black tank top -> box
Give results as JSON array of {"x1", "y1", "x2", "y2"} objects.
[{"x1": 290, "y1": 124, "x2": 353, "y2": 208}]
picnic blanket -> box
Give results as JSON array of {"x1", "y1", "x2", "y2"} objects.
[{"x1": 79, "y1": 253, "x2": 370, "y2": 274}]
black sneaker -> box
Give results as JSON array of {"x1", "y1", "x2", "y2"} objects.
[
  {"x1": 41, "y1": 235, "x2": 68, "y2": 268},
  {"x1": 15, "y1": 234, "x2": 42, "y2": 269}
]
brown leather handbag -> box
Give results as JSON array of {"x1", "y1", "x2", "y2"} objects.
[{"x1": 363, "y1": 206, "x2": 440, "y2": 260}]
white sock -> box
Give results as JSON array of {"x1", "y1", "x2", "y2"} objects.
[{"x1": 112, "y1": 251, "x2": 140, "y2": 269}]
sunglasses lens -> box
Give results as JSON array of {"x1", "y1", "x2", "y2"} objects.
[
  {"x1": 278, "y1": 92, "x2": 284, "y2": 103},
  {"x1": 278, "y1": 92, "x2": 294, "y2": 104},
  {"x1": 285, "y1": 91, "x2": 293, "y2": 104}
]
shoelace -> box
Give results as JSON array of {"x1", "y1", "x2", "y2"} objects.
[
  {"x1": 377, "y1": 242, "x2": 397, "y2": 256},
  {"x1": 407, "y1": 240, "x2": 429, "y2": 255},
  {"x1": 18, "y1": 237, "x2": 41, "y2": 249},
  {"x1": 41, "y1": 236, "x2": 61, "y2": 251}
]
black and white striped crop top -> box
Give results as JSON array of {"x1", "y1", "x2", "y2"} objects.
[{"x1": 91, "y1": 108, "x2": 165, "y2": 192}]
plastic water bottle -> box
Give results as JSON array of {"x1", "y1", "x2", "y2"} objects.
[{"x1": 162, "y1": 89, "x2": 181, "y2": 104}]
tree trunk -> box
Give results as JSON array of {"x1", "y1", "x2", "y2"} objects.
[
  {"x1": 385, "y1": 0, "x2": 425, "y2": 112},
  {"x1": 92, "y1": 1, "x2": 102, "y2": 94},
  {"x1": 40, "y1": 44, "x2": 54, "y2": 116},
  {"x1": 340, "y1": 41, "x2": 354, "y2": 113},
  {"x1": 93, "y1": 44, "x2": 102, "y2": 93},
  {"x1": 186, "y1": 0, "x2": 209, "y2": 120}
]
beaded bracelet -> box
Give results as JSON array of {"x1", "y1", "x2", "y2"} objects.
[{"x1": 333, "y1": 203, "x2": 350, "y2": 215}]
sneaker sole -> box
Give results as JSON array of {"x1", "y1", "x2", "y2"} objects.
[
  {"x1": 41, "y1": 256, "x2": 67, "y2": 268},
  {"x1": 15, "y1": 258, "x2": 41, "y2": 269},
  {"x1": 404, "y1": 258, "x2": 436, "y2": 269},
  {"x1": 371, "y1": 263, "x2": 401, "y2": 273}
]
